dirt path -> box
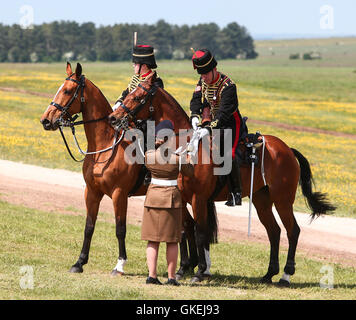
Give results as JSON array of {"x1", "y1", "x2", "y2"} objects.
[{"x1": 1, "y1": 159, "x2": 355, "y2": 269}]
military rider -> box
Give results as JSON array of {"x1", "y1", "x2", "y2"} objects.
[
  {"x1": 189, "y1": 48, "x2": 244, "y2": 206},
  {"x1": 113, "y1": 44, "x2": 164, "y2": 110}
]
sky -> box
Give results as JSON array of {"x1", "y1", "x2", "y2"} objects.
[{"x1": 1, "y1": 0, "x2": 355, "y2": 39}]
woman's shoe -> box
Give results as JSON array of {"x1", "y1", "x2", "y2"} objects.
[
  {"x1": 165, "y1": 278, "x2": 180, "y2": 286},
  {"x1": 146, "y1": 276, "x2": 162, "y2": 285}
]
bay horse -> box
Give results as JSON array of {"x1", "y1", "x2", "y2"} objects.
[
  {"x1": 108, "y1": 74, "x2": 336, "y2": 286},
  {"x1": 40, "y1": 62, "x2": 172, "y2": 275}
]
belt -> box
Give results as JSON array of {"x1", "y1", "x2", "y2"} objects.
[{"x1": 151, "y1": 178, "x2": 178, "y2": 186}]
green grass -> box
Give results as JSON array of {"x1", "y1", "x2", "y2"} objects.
[{"x1": 1, "y1": 200, "x2": 355, "y2": 300}]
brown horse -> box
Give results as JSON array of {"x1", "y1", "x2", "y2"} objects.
[
  {"x1": 108, "y1": 74, "x2": 336, "y2": 286},
  {"x1": 40, "y1": 62, "x2": 157, "y2": 275}
]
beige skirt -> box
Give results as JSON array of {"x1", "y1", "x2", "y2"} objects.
[{"x1": 141, "y1": 207, "x2": 182, "y2": 243}]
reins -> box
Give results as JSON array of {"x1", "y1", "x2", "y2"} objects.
[{"x1": 58, "y1": 124, "x2": 125, "y2": 163}]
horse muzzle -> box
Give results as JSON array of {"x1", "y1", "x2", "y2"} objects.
[
  {"x1": 108, "y1": 115, "x2": 129, "y2": 131},
  {"x1": 40, "y1": 118, "x2": 59, "y2": 131},
  {"x1": 108, "y1": 114, "x2": 120, "y2": 126}
]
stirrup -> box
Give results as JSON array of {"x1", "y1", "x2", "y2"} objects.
[{"x1": 225, "y1": 192, "x2": 242, "y2": 207}]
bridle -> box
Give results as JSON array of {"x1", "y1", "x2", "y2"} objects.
[
  {"x1": 114, "y1": 83, "x2": 158, "y2": 131},
  {"x1": 50, "y1": 73, "x2": 86, "y2": 124},
  {"x1": 51, "y1": 73, "x2": 107, "y2": 126},
  {"x1": 50, "y1": 73, "x2": 122, "y2": 162}
]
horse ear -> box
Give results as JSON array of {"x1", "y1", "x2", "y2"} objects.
[
  {"x1": 75, "y1": 63, "x2": 82, "y2": 78},
  {"x1": 66, "y1": 61, "x2": 72, "y2": 77}
]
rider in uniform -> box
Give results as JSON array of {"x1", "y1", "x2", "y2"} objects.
[
  {"x1": 113, "y1": 44, "x2": 164, "y2": 186},
  {"x1": 113, "y1": 45, "x2": 164, "y2": 110},
  {"x1": 189, "y1": 48, "x2": 244, "y2": 206}
]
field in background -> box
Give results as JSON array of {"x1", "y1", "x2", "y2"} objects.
[
  {"x1": 1, "y1": 200, "x2": 355, "y2": 300},
  {"x1": 0, "y1": 37, "x2": 355, "y2": 218},
  {"x1": 255, "y1": 37, "x2": 356, "y2": 68}
]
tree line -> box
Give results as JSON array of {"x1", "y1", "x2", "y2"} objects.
[{"x1": 0, "y1": 19, "x2": 258, "y2": 63}]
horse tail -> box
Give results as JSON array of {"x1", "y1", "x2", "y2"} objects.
[
  {"x1": 207, "y1": 200, "x2": 218, "y2": 244},
  {"x1": 291, "y1": 148, "x2": 336, "y2": 220}
]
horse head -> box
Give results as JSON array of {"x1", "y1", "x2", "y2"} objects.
[
  {"x1": 108, "y1": 73, "x2": 157, "y2": 130},
  {"x1": 40, "y1": 62, "x2": 85, "y2": 131}
]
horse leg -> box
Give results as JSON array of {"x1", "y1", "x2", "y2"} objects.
[
  {"x1": 176, "y1": 207, "x2": 198, "y2": 280},
  {"x1": 191, "y1": 196, "x2": 218, "y2": 283},
  {"x1": 176, "y1": 207, "x2": 191, "y2": 279},
  {"x1": 202, "y1": 244, "x2": 212, "y2": 278},
  {"x1": 274, "y1": 201, "x2": 300, "y2": 287},
  {"x1": 191, "y1": 222, "x2": 209, "y2": 283},
  {"x1": 111, "y1": 188, "x2": 129, "y2": 275},
  {"x1": 252, "y1": 186, "x2": 281, "y2": 283},
  {"x1": 70, "y1": 186, "x2": 103, "y2": 273},
  {"x1": 176, "y1": 231, "x2": 189, "y2": 280}
]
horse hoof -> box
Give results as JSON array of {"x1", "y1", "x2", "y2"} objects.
[
  {"x1": 277, "y1": 279, "x2": 291, "y2": 288},
  {"x1": 69, "y1": 265, "x2": 83, "y2": 273},
  {"x1": 175, "y1": 273, "x2": 183, "y2": 281},
  {"x1": 260, "y1": 276, "x2": 273, "y2": 284},
  {"x1": 190, "y1": 276, "x2": 202, "y2": 283},
  {"x1": 111, "y1": 269, "x2": 124, "y2": 276}
]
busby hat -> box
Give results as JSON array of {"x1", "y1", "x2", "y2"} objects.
[
  {"x1": 132, "y1": 45, "x2": 157, "y2": 69},
  {"x1": 192, "y1": 49, "x2": 217, "y2": 74}
]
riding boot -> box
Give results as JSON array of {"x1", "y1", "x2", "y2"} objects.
[{"x1": 225, "y1": 158, "x2": 242, "y2": 206}]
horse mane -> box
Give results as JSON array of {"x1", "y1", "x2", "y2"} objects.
[
  {"x1": 157, "y1": 87, "x2": 191, "y2": 128},
  {"x1": 86, "y1": 78, "x2": 113, "y2": 113}
]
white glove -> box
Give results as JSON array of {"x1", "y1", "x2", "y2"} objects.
[
  {"x1": 191, "y1": 116, "x2": 200, "y2": 131},
  {"x1": 199, "y1": 128, "x2": 210, "y2": 139},
  {"x1": 112, "y1": 101, "x2": 122, "y2": 111}
]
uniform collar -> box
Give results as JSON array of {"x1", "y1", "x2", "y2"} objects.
[
  {"x1": 140, "y1": 70, "x2": 153, "y2": 78},
  {"x1": 202, "y1": 72, "x2": 221, "y2": 86},
  {"x1": 210, "y1": 72, "x2": 221, "y2": 85}
]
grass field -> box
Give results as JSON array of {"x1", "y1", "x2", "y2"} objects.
[
  {"x1": 0, "y1": 37, "x2": 355, "y2": 217},
  {"x1": 0, "y1": 37, "x2": 356, "y2": 300},
  {"x1": 1, "y1": 200, "x2": 355, "y2": 300}
]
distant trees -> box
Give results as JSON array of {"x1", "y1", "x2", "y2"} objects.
[
  {"x1": 0, "y1": 20, "x2": 258, "y2": 63},
  {"x1": 218, "y1": 22, "x2": 258, "y2": 59}
]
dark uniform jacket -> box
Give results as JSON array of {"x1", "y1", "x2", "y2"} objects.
[
  {"x1": 190, "y1": 73, "x2": 242, "y2": 130},
  {"x1": 115, "y1": 70, "x2": 164, "y2": 104}
]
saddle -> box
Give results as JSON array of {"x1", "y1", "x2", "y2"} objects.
[{"x1": 236, "y1": 117, "x2": 263, "y2": 167}]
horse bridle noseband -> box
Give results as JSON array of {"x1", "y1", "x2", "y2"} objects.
[
  {"x1": 50, "y1": 73, "x2": 86, "y2": 124},
  {"x1": 118, "y1": 83, "x2": 158, "y2": 127}
]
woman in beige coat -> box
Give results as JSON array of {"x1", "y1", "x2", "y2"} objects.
[{"x1": 142, "y1": 120, "x2": 193, "y2": 285}]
